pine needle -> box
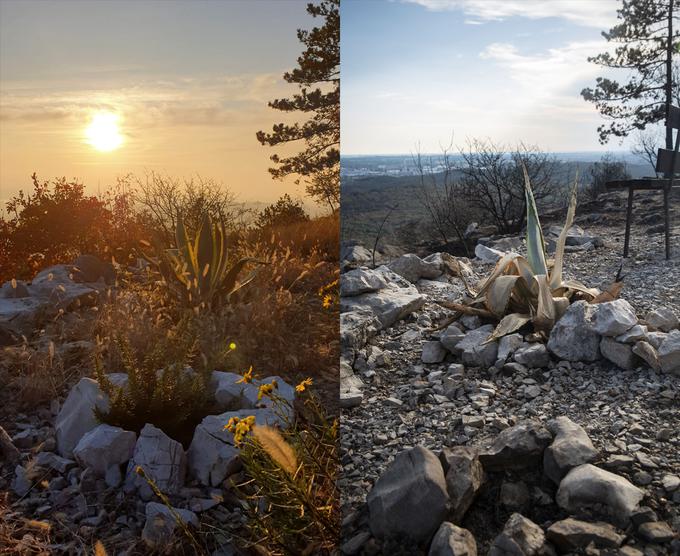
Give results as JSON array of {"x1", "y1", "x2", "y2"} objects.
[{"x1": 252, "y1": 425, "x2": 298, "y2": 475}]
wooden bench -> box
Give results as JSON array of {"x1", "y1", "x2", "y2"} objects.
[{"x1": 606, "y1": 105, "x2": 680, "y2": 259}]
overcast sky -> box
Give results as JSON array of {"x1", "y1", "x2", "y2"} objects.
[
  {"x1": 0, "y1": 0, "x2": 309, "y2": 204},
  {"x1": 341, "y1": 0, "x2": 633, "y2": 154}
]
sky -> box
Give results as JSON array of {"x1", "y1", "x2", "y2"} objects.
[
  {"x1": 0, "y1": 0, "x2": 310, "y2": 205},
  {"x1": 341, "y1": 0, "x2": 635, "y2": 155}
]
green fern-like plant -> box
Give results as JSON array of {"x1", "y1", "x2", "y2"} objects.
[
  {"x1": 94, "y1": 323, "x2": 212, "y2": 445},
  {"x1": 143, "y1": 212, "x2": 265, "y2": 310}
]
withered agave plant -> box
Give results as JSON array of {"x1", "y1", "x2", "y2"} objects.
[
  {"x1": 457, "y1": 166, "x2": 601, "y2": 343},
  {"x1": 143, "y1": 213, "x2": 266, "y2": 309}
]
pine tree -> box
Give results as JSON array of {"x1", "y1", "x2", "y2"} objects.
[
  {"x1": 581, "y1": 0, "x2": 679, "y2": 148},
  {"x1": 256, "y1": 0, "x2": 339, "y2": 210}
]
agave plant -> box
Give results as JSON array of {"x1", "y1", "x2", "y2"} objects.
[
  {"x1": 453, "y1": 166, "x2": 601, "y2": 342},
  {"x1": 144, "y1": 213, "x2": 265, "y2": 309}
]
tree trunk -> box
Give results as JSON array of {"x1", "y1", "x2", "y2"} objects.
[{"x1": 666, "y1": 0, "x2": 675, "y2": 150}]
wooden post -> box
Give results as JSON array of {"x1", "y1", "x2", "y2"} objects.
[{"x1": 623, "y1": 187, "x2": 634, "y2": 258}]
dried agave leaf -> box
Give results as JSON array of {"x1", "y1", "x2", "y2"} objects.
[
  {"x1": 550, "y1": 173, "x2": 578, "y2": 290},
  {"x1": 533, "y1": 274, "x2": 556, "y2": 332},
  {"x1": 475, "y1": 252, "x2": 523, "y2": 299},
  {"x1": 553, "y1": 296, "x2": 570, "y2": 320},
  {"x1": 561, "y1": 279, "x2": 600, "y2": 299},
  {"x1": 485, "y1": 275, "x2": 521, "y2": 316},
  {"x1": 484, "y1": 313, "x2": 532, "y2": 343}
]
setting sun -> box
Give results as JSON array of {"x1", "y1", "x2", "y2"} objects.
[{"x1": 85, "y1": 112, "x2": 123, "y2": 151}]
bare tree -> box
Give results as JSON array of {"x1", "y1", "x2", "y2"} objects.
[
  {"x1": 123, "y1": 172, "x2": 246, "y2": 244},
  {"x1": 631, "y1": 128, "x2": 662, "y2": 171},
  {"x1": 587, "y1": 153, "x2": 631, "y2": 200},
  {"x1": 413, "y1": 145, "x2": 472, "y2": 256},
  {"x1": 459, "y1": 140, "x2": 560, "y2": 234}
]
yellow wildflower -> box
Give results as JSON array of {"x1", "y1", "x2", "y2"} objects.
[
  {"x1": 236, "y1": 365, "x2": 254, "y2": 384},
  {"x1": 257, "y1": 380, "x2": 278, "y2": 401},
  {"x1": 295, "y1": 377, "x2": 313, "y2": 393},
  {"x1": 227, "y1": 415, "x2": 256, "y2": 445},
  {"x1": 322, "y1": 294, "x2": 333, "y2": 309},
  {"x1": 229, "y1": 342, "x2": 236, "y2": 350}
]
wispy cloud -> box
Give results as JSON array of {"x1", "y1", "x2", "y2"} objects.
[
  {"x1": 402, "y1": 0, "x2": 619, "y2": 28},
  {"x1": 0, "y1": 73, "x2": 291, "y2": 129}
]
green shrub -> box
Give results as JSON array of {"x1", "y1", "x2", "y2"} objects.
[
  {"x1": 94, "y1": 322, "x2": 212, "y2": 446},
  {"x1": 230, "y1": 383, "x2": 340, "y2": 555}
]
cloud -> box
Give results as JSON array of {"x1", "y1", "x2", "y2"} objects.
[
  {"x1": 0, "y1": 73, "x2": 293, "y2": 129},
  {"x1": 402, "y1": 0, "x2": 619, "y2": 28}
]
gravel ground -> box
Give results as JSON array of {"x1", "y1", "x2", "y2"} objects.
[{"x1": 340, "y1": 192, "x2": 680, "y2": 553}]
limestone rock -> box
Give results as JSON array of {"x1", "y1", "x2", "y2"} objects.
[
  {"x1": 55, "y1": 378, "x2": 111, "y2": 457},
  {"x1": 458, "y1": 325, "x2": 498, "y2": 368},
  {"x1": 479, "y1": 420, "x2": 552, "y2": 472},
  {"x1": 73, "y1": 424, "x2": 136, "y2": 475},
  {"x1": 475, "y1": 244, "x2": 504, "y2": 264},
  {"x1": 422, "y1": 341, "x2": 447, "y2": 364},
  {"x1": 439, "y1": 446, "x2": 484, "y2": 523},
  {"x1": 600, "y1": 337, "x2": 637, "y2": 370},
  {"x1": 544, "y1": 417, "x2": 597, "y2": 485},
  {"x1": 387, "y1": 254, "x2": 442, "y2": 284},
  {"x1": 142, "y1": 502, "x2": 198, "y2": 549},
  {"x1": 547, "y1": 518, "x2": 624, "y2": 552},
  {"x1": 632, "y1": 340, "x2": 661, "y2": 371},
  {"x1": 497, "y1": 334, "x2": 524, "y2": 363},
  {"x1": 658, "y1": 329, "x2": 680, "y2": 374},
  {"x1": 547, "y1": 301, "x2": 601, "y2": 362},
  {"x1": 340, "y1": 360, "x2": 364, "y2": 408},
  {"x1": 428, "y1": 522, "x2": 477, "y2": 556},
  {"x1": 440, "y1": 325, "x2": 466, "y2": 353},
  {"x1": 125, "y1": 424, "x2": 186, "y2": 499},
  {"x1": 590, "y1": 299, "x2": 638, "y2": 337},
  {"x1": 556, "y1": 464, "x2": 644, "y2": 526},
  {"x1": 645, "y1": 307, "x2": 679, "y2": 332},
  {"x1": 489, "y1": 513, "x2": 545, "y2": 556},
  {"x1": 341, "y1": 268, "x2": 388, "y2": 297},
  {"x1": 513, "y1": 344, "x2": 550, "y2": 368},
  {"x1": 367, "y1": 446, "x2": 449, "y2": 543},
  {"x1": 187, "y1": 408, "x2": 281, "y2": 487}
]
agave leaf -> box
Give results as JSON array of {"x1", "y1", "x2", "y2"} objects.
[
  {"x1": 221, "y1": 257, "x2": 267, "y2": 296},
  {"x1": 197, "y1": 214, "x2": 213, "y2": 295},
  {"x1": 533, "y1": 274, "x2": 555, "y2": 332},
  {"x1": 485, "y1": 275, "x2": 521, "y2": 316},
  {"x1": 523, "y1": 165, "x2": 548, "y2": 276},
  {"x1": 484, "y1": 313, "x2": 532, "y2": 343},
  {"x1": 549, "y1": 173, "x2": 578, "y2": 290},
  {"x1": 553, "y1": 296, "x2": 570, "y2": 320},
  {"x1": 561, "y1": 279, "x2": 600, "y2": 299},
  {"x1": 475, "y1": 252, "x2": 523, "y2": 299}
]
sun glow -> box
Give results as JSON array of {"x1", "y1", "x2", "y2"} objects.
[{"x1": 85, "y1": 112, "x2": 123, "y2": 152}]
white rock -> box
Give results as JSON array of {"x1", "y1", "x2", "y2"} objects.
[
  {"x1": 556, "y1": 464, "x2": 644, "y2": 526},
  {"x1": 589, "y1": 299, "x2": 637, "y2": 337},
  {"x1": 422, "y1": 341, "x2": 447, "y2": 364},
  {"x1": 497, "y1": 334, "x2": 524, "y2": 363},
  {"x1": 544, "y1": 417, "x2": 597, "y2": 484},
  {"x1": 600, "y1": 338, "x2": 637, "y2": 370},
  {"x1": 458, "y1": 325, "x2": 498, "y2": 368},
  {"x1": 632, "y1": 340, "x2": 661, "y2": 371},
  {"x1": 73, "y1": 424, "x2": 136, "y2": 475},
  {"x1": 647, "y1": 331, "x2": 667, "y2": 349},
  {"x1": 428, "y1": 522, "x2": 478, "y2": 556},
  {"x1": 387, "y1": 254, "x2": 442, "y2": 283},
  {"x1": 615, "y1": 324, "x2": 647, "y2": 344},
  {"x1": 125, "y1": 424, "x2": 186, "y2": 499},
  {"x1": 187, "y1": 408, "x2": 282, "y2": 486},
  {"x1": 513, "y1": 343, "x2": 550, "y2": 368},
  {"x1": 340, "y1": 268, "x2": 388, "y2": 297},
  {"x1": 547, "y1": 301, "x2": 601, "y2": 362},
  {"x1": 658, "y1": 329, "x2": 680, "y2": 375},
  {"x1": 474, "y1": 244, "x2": 504, "y2": 263},
  {"x1": 440, "y1": 324, "x2": 466, "y2": 353},
  {"x1": 142, "y1": 501, "x2": 198, "y2": 549},
  {"x1": 55, "y1": 378, "x2": 111, "y2": 457},
  {"x1": 340, "y1": 360, "x2": 364, "y2": 409},
  {"x1": 341, "y1": 268, "x2": 426, "y2": 329},
  {"x1": 645, "y1": 307, "x2": 679, "y2": 332}
]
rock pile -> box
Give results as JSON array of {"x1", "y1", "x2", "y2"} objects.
[
  {"x1": 339, "y1": 240, "x2": 679, "y2": 554},
  {"x1": 346, "y1": 418, "x2": 678, "y2": 555},
  {"x1": 7, "y1": 369, "x2": 294, "y2": 551}
]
